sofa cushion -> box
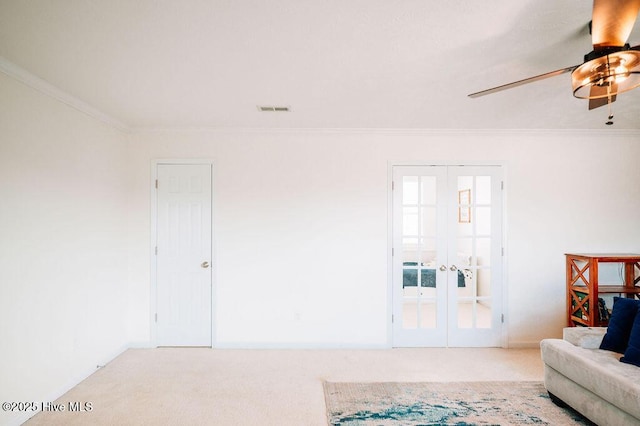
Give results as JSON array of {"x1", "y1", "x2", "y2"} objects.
[
  {"x1": 600, "y1": 297, "x2": 640, "y2": 353},
  {"x1": 621, "y1": 306, "x2": 640, "y2": 367},
  {"x1": 563, "y1": 327, "x2": 606, "y2": 349},
  {"x1": 541, "y1": 338, "x2": 640, "y2": 420}
]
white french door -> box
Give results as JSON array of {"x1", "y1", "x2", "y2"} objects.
[
  {"x1": 155, "y1": 163, "x2": 213, "y2": 347},
  {"x1": 392, "y1": 165, "x2": 503, "y2": 347}
]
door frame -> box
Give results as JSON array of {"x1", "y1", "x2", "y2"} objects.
[
  {"x1": 387, "y1": 162, "x2": 509, "y2": 348},
  {"x1": 150, "y1": 159, "x2": 215, "y2": 347}
]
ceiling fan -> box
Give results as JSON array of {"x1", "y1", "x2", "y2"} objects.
[{"x1": 468, "y1": 0, "x2": 640, "y2": 122}]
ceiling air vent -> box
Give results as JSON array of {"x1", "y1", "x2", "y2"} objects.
[{"x1": 257, "y1": 105, "x2": 290, "y2": 112}]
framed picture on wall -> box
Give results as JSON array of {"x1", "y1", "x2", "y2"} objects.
[{"x1": 458, "y1": 189, "x2": 471, "y2": 223}]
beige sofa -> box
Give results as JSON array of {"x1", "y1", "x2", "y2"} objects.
[{"x1": 540, "y1": 327, "x2": 640, "y2": 426}]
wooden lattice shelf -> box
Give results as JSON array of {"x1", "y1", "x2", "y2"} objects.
[{"x1": 566, "y1": 253, "x2": 640, "y2": 327}]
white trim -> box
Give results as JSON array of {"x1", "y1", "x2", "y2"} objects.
[
  {"x1": 131, "y1": 127, "x2": 640, "y2": 136},
  {"x1": 127, "y1": 340, "x2": 155, "y2": 348},
  {"x1": 389, "y1": 160, "x2": 506, "y2": 167},
  {"x1": 214, "y1": 341, "x2": 389, "y2": 350},
  {"x1": 0, "y1": 56, "x2": 130, "y2": 132},
  {"x1": 500, "y1": 164, "x2": 510, "y2": 348},
  {"x1": 386, "y1": 165, "x2": 395, "y2": 348},
  {"x1": 150, "y1": 159, "x2": 216, "y2": 348},
  {"x1": 507, "y1": 341, "x2": 541, "y2": 349},
  {"x1": 150, "y1": 164, "x2": 158, "y2": 347}
]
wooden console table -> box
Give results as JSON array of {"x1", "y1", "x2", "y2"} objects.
[{"x1": 566, "y1": 253, "x2": 640, "y2": 327}]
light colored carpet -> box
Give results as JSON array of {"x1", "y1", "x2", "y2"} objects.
[
  {"x1": 324, "y1": 381, "x2": 592, "y2": 425},
  {"x1": 24, "y1": 347, "x2": 543, "y2": 426}
]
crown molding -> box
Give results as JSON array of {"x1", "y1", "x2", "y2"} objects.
[
  {"x1": 0, "y1": 56, "x2": 130, "y2": 133},
  {"x1": 130, "y1": 126, "x2": 640, "y2": 137}
]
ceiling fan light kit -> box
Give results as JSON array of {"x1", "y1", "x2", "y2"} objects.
[
  {"x1": 469, "y1": 0, "x2": 640, "y2": 124},
  {"x1": 571, "y1": 47, "x2": 640, "y2": 99}
]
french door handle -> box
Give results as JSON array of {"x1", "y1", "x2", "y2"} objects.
[
  {"x1": 439, "y1": 265, "x2": 447, "y2": 271},
  {"x1": 201, "y1": 261, "x2": 210, "y2": 269},
  {"x1": 449, "y1": 265, "x2": 458, "y2": 272}
]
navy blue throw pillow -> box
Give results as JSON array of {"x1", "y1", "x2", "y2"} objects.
[
  {"x1": 621, "y1": 307, "x2": 640, "y2": 367},
  {"x1": 599, "y1": 297, "x2": 640, "y2": 354}
]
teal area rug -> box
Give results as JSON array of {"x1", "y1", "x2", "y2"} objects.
[{"x1": 323, "y1": 381, "x2": 594, "y2": 425}]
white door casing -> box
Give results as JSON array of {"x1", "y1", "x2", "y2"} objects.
[{"x1": 154, "y1": 162, "x2": 213, "y2": 347}]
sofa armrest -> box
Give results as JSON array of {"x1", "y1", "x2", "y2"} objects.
[{"x1": 562, "y1": 327, "x2": 607, "y2": 348}]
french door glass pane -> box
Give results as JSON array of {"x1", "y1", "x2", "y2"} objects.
[
  {"x1": 420, "y1": 301, "x2": 437, "y2": 328},
  {"x1": 476, "y1": 238, "x2": 491, "y2": 267},
  {"x1": 476, "y1": 207, "x2": 491, "y2": 235},
  {"x1": 458, "y1": 300, "x2": 493, "y2": 329},
  {"x1": 403, "y1": 176, "x2": 419, "y2": 204},
  {"x1": 478, "y1": 301, "x2": 492, "y2": 329},
  {"x1": 403, "y1": 206, "x2": 419, "y2": 235},
  {"x1": 421, "y1": 207, "x2": 437, "y2": 238},
  {"x1": 478, "y1": 270, "x2": 492, "y2": 297},
  {"x1": 421, "y1": 177, "x2": 437, "y2": 204},
  {"x1": 403, "y1": 301, "x2": 417, "y2": 329},
  {"x1": 475, "y1": 176, "x2": 492, "y2": 204},
  {"x1": 457, "y1": 301, "x2": 473, "y2": 328}
]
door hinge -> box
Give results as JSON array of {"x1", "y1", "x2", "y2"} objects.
[
  {"x1": 155, "y1": 313, "x2": 158, "y2": 323},
  {"x1": 155, "y1": 179, "x2": 158, "y2": 189},
  {"x1": 155, "y1": 246, "x2": 158, "y2": 255},
  {"x1": 392, "y1": 314, "x2": 394, "y2": 323},
  {"x1": 501, "y1": 247, "x2": 504, "y2": 256},
  {"x1": 501, "y1": 181, "x2": 504, "y2": 190},
  {"x1": 392, "y1": 181, "x2": 395, "y2": 190},
  {"x1": 392, "y1": 247, "x2": 394, "y2": 256},
  {"x1": 501, "y1": 314, "x2": 504, "y2": 323}
]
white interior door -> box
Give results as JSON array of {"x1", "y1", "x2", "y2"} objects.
[
  {"x1": 392, "y1": 165, "x2": 503, "y2": 347},
  {"x1": 156, "y1": 163, "x2": 212, "y2": 347},
  {"x1": 392, "y1": 166, "x2": 448, "y2": 347}
]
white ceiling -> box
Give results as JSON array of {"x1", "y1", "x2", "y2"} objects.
[{"x1": 1, "y1": 0, "x2": 639, "y2": 130}]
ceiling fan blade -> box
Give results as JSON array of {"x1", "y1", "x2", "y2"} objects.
[
  {"x1": 591, "y1": 0, "x2": 640, "y2": 48},
  {"x1": 588, "y1": 84, "x2": 618, "y2": 110},
  {"x1": 468, "y1": 66, "x2": 578, "y2": 98}
]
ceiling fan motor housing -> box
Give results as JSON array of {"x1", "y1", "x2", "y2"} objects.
[{"x1": 572, "y1": 44, "x2": 640, "y2": 99}]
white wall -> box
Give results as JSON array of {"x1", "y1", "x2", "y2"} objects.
[
  {"x1": 127, "y1": 129, "x2": 640, "y2": 348},
  {"x1": 2, "y1": 69, "x2": 639, "y2": 421},
  {"x1": 0, "y1": 73, "x2": 130, "y2": 425}
]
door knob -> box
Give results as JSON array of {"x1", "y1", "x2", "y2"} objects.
[
  {"x1": 201, "y1": 261, "x2": 210, "y2": 269},
  {"x1": 449, "y1": 265, "x2": 458, "y2": 272},
  {"x1": 439, "y1": 265, "x2": 447, "y2": 271}
]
